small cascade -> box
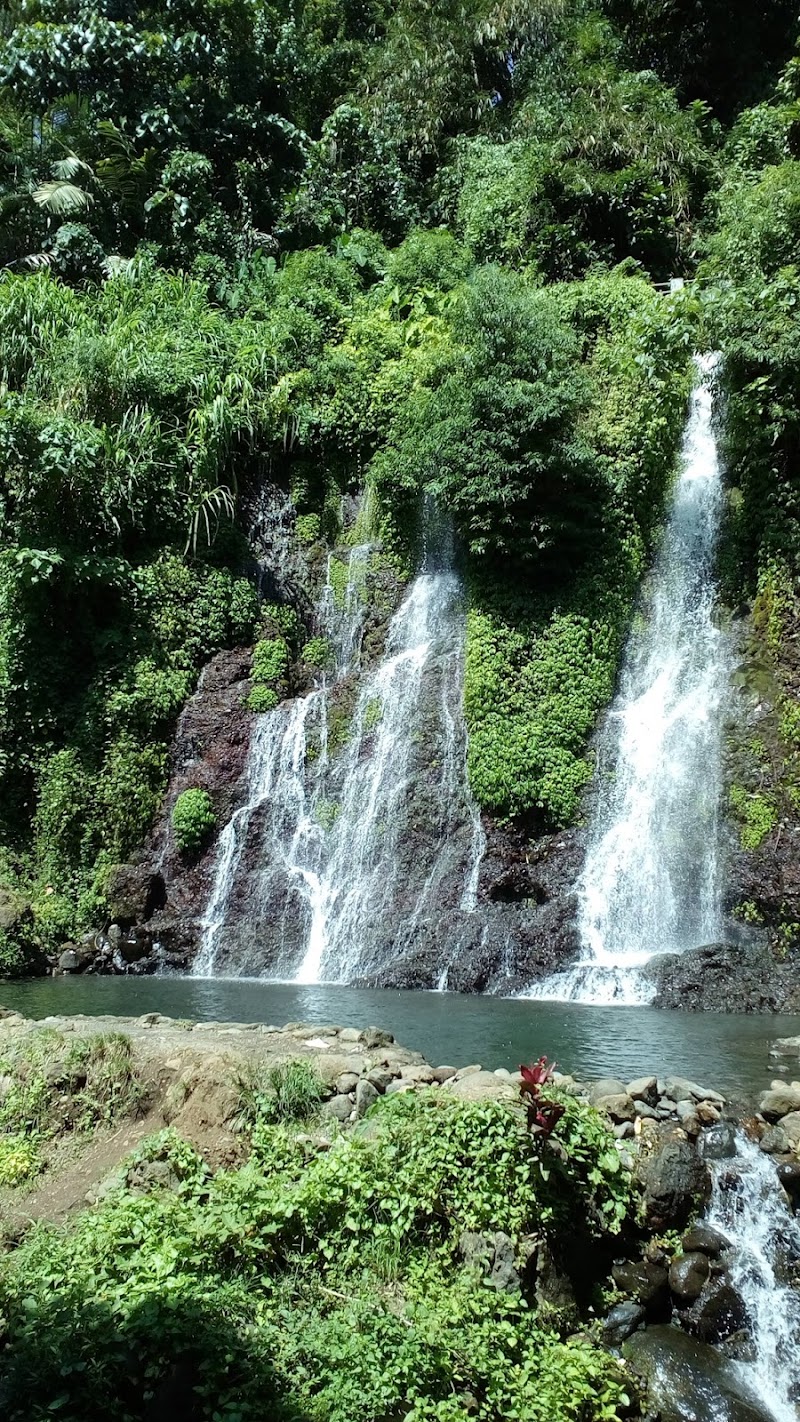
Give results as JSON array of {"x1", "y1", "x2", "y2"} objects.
[
  {"x1": 195, "y1": 526, "x2": 485, "y2": 982},
  {"x1": 528, "y1": 354, "x2": 731, "y2": 1004},
  {"x1": 707, "y1": 1135, "x2": 800, "y2": 1422}
]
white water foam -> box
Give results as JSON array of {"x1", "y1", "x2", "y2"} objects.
[
  {"x1": 707, "y1": 1134, "x2": 800, "y2": 1422},
  {"x1": 527, "y1": 354, "x2": 731, "y2": 1004}
]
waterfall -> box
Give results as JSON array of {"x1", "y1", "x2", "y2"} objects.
[
  {"x1": 194, "y1": 531, "x2": 484, "y2": 982},
  {"x1": 707, "y1": 1135, "x2": 800, "y2": 1422},
  {"x1": 528, "y1": 354, "x2": 731, "y2": 1004}
]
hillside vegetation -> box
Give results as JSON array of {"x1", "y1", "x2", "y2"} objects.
[{"x1": 1, "y1": 0, "x2": 800, "y2": 967}]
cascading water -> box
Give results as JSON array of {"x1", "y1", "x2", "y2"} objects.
[
  {"x1": 707, "y1": 1134, "x2": 800, "y2": 1422},
  {"x1": 195, "y1": 526, "x2": 484, "y2": 982},
  {"x1": 528, "y1": 354, "x2": 731, "y2": 1004}
]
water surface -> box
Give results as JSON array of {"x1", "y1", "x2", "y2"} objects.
[{"x1": 1, "y1": 977, "x2": 797, "y2": 1099}]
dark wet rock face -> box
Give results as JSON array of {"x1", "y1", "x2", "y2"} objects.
[
  {"x1": 623, "y1": 1325, "x2": 777, "y2": 1422},
  {"x1": 639, "y1": 1133, "x2": 712, "y2": 1231},
  {"x1": 644, "y1": 941, "x2": 800, "y2": 1012}
]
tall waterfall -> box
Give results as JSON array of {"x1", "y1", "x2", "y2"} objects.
[
  {"x1": 194, "y1": 533, "x2": 484, "y2": 982},
  {"x1": 707, "y1": 1135, "x2": 800, "y2": 1422},
  {"x1": 529, "y1": 354, "x2": 731, "y2": 1003}
]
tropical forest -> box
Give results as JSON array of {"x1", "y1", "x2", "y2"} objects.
[{"x1": 1, "y1": 2, "x2": 800, "y2": 1420}]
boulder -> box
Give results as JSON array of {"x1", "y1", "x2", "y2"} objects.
[
  {"x1": 595, "y1": 1093, "x2": 635, "y2": 1123},
  {"x1": 444, "y1": 1071, "x2": 517, "y2": 1103},
  {"x1": 776, "y1": 1160, "x2": 800, "y2": 1203},
  {"x1": 759, "y1": 1084, "x2": 800, "y2": 1121},
  {"x1": 338, "y1": 1027, "x2": 364, "y2": 1044},
  {"x1": 699, "y1": 1123, "x2": 737, "y2": 1161},
  {"x1": 627, "y1": 1076, "x2": 658, "y2": 1107},
  {"x1": 681, "y1": 1224, "x2": 728, "y2": 1257},
  {"x1": 759, "y1": 1124, "x2": 789, "y2": 1154},
  {"x1": 336, "y1": 1072, "x2": 360, "y2": 1094},
  {"x1": 632, "y1": 1099, "x2": 659, "y2": 1120},
  {"x1": 623, "y1": 1325, "x2": 777, "y2": 1422},
  {"x1": 0, "y1": 887, "x2": 30, "y2": 932},
  {"x1": 589, "y1": 1078, "x2": 627, "y2": 1104},
  {"x1": 432, "y1": 1065, "x2": 457, "y2": 1083},
  {"x1": 57, "y1": 947, "x2": 82, "y2": 974},
  {"x1": 602, "y1": 1301, "x2": 645, "y2": 1348},
  {"x1": 668, "y1": 1251, "x2": 710, "y2": 1303},
  {"x1": 780, "y1": 1111, "x2": 800, "y2": 1147},
  {"x1": 355, "y1": 1079, "x2": 379, "y2": 1119},
  {"x1": 689, "y1": 1277, "x2": 748, "y2": 1345},
  {"x1": 611, "y1": 1260, "x2": 670, "y2": 1317},
  {"x1": 322, "y1": 1095, "x2": 353, "y2": 1123},
  {"x1": 641, "y1": 1137, "x2": 711, "y2": 1229},
  {"x1": 362, "y1": 1027, "x2": 394, "y2": 1049}
]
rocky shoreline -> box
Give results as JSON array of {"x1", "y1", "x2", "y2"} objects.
[{"x1": 1, "y1": 1008, "x2": 799, "y2": 1421}]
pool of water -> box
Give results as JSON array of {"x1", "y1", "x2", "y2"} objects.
[{"x1": 1, "y1": 977, "x2": 797, "y2": 1099}]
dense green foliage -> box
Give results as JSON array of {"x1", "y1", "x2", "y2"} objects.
[
  {"x1": 0, "y1": 1076, "x2": 633, "y2": 1421},
  {"x1": 0, "y1": 0, "x2": 799, "y2": 960},
  {"x1": 171, "y1": 788, "x2": 216, "y2": 854}
]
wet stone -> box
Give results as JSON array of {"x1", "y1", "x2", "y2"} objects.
[{"x1": 669, "y1": 1251, "x2": 710, "y2": 1303}]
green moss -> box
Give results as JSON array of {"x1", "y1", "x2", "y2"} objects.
[
  {"x1": 295, "y1": 513, "x2": 321, "y2": 545},
  {"x1": 729, "y1": 785, "x2": 778, "y2": 849}
]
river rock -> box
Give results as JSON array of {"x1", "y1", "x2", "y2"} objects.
[
  {"x1": 336, "y1": 1072, "x2": 360, "y2": 1094},
  {"x1": 362, "y1": 1027, "x2": 394, "y2": 1049},
  {"x1": 668, "y1": 1251, "x2": 710, "y2": 1302},
  {"x1": 57, "y1": 947, "x2": 82, "y2": 974},
  {"x1": 445, "y1": 1071, "x2": 517, "y2": 1104},
  {"x1": 596, "y1": 1093, "x2": 635, "y2": 1123},
  {"x1": 641, "y1": 1136, "x2": 712, "y2": 1229},
  {"x1": 779, "y1": 1110, "x2": 800, "y2": 1147},
  {"x1": 770, "y1": 1036, "x2": 800, "y2": 1058},
  {"x1": 366, "y1": 1070, "x2": 394, "y2": 1093},
  {"x1": 759, "y1": 1124, "x2": 789, "y2": 1154},
  {"x1": 776, "y1": 1160, "x2": 800, "y2": 1202},
  {"x1": 322, "y1": 1095, "x2": 353, "y2": 1123},
  {"x1": 627, "y1": 1076, "x2": 658, "y2": 1107},
  {"x1": 682, "y1": 1224, "x2": 728, "y2": 1257},
  {"x1": 355, "y1": 1079, "x2": 379, "y2": 1118},
  {"x1": 689, "y1": 1277, "x2": 748, "y2": 1344},
  {"x1": 759, "y1": 1083, "x2": 800, "y2": 1120},
  {"x1": 432, "y1": 1066, "x2": 456, "y2": 1083},
  {"x1": 699, "y1": 1122, "x2": 738, "y2": 1161},
  {"x1": 676, "y1": 1100, "x2": 701, "y2": 1135},
  {"x1": 602, "y1": 1301, "x2": 645, "y2": 1347},
  {"x1": 589, "y1": 1078, "x2": 627, "y2": 1104},
  {"x1": 632, "y1": 1099, "x2": 659, "y2": 1120},
  {"x1": 611, "y1": 1261, "x2": 670, "y2": 1317},
  {"x1": 338, "y1": 1027, "x2": 364, "y2": 1044},
  {"x1": 623, "y1": 1325, "x2": 777, "y2": 1422},
  {"x1": 105, "y1": 859, "x2": 166, "y2": 924}
]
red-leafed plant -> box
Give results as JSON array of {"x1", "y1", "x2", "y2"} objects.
[{"x1": 519, "y1": 1056, "x2": 566, "y2": 1138}]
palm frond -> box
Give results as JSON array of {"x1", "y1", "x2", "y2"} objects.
[{"x1": 32, "y1": 180, "x2": 94, "y2": 215}]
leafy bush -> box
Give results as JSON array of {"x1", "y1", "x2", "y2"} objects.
[
  {"x1": 251, "y1": 638, "x2": 290, "y2": 686},
  {"x1": 246, "y1": 685, "x2": 279, "y2": 713},
  {"x1": 238, "y1": 1059, "x2": 326, "y2": 1131},
  {"x1": 171, "y1": 788, "x2": 216, "y2": 854},
  {"x1": 0, "y1": 1133, "x2": 39, "y2": 1186},
  {"x1": 0, "y1": 1088, "x2": 633, "y2": 1421}
]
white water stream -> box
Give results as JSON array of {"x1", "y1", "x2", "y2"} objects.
[
  {"x1": 529, "y1": 354, "x2": 731, "y2": 1004},
  {"x1": 195, "y1": 535, "x2": 484, "y2": 981},
  {"x1": 707, "y1": 1135, "x2": 800, "y2": 1422}
]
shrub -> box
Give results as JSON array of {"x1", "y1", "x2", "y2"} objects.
[
  {"x1": 251, "y1": 638, "x2": 289, "y2": 685},
  {"x1": 171, "y1": 788, "x2": 216, "y2": 853},
  {"x1": 246, "y1": 685, "x2": 279, "y2": 713},
  {"x1": 0, "y1": 1133, "x2": 39, "y2": 1186}
]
